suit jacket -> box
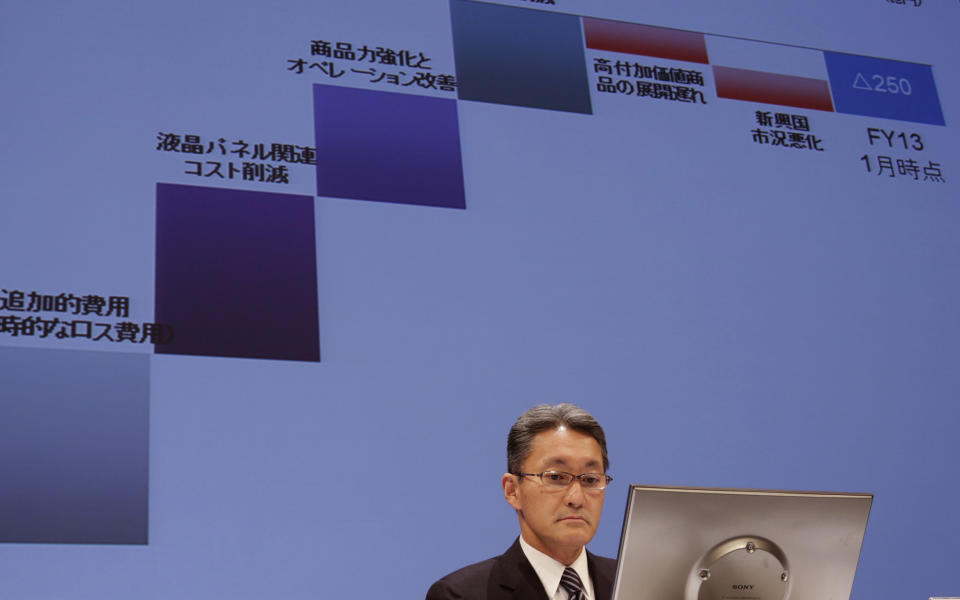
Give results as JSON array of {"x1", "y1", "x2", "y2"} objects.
[{"x1": 426, "y1": 538, "x2": 617, "y2": 600}]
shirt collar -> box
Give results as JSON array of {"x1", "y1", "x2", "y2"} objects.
[{"x1": 518, "y1": 535, "x2": 594, "y2": 600}]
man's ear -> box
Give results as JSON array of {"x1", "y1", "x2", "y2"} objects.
[{"x1": 502, "y1": 473, "x2": 522, "y2": 510}]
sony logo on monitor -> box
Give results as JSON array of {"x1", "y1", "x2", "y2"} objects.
[{"x1": 731, "y1": 584, "x2": 755, "y2": 590}]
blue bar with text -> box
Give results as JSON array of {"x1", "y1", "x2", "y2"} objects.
[{"x1": 824, "y1": 51, "x2": 944, "y2": 126}]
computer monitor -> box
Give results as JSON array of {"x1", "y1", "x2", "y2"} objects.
[{"x1": 612, "y1": 485, "x2": 873, "y2": 600}]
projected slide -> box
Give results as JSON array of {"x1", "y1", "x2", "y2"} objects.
[{"x1": 0, "y1": 1, "x2": 957, "y2": 599}]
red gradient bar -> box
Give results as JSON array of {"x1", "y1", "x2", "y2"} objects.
[
  {"x1": 713, "y1": 65, "x2": 834, "y2": 112},
  {"x1": 584, "y1": 17, "x2": 709, "y2": 64}
]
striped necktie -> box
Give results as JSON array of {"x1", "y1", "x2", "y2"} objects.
[{"x1": 560, "y1": 567, "x2": 586, "y2": 600}]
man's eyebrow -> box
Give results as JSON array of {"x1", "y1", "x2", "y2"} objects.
[{"x1": 542, "y1": 457, "x2": 602, "y2": 468}]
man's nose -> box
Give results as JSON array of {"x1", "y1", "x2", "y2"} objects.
[{"x1": 564, "y1": 479, "x2": 586, "y2": 507}]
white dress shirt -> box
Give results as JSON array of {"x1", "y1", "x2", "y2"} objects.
[{"x1": 518, "y1": 535, "x2": 595, "y2": 600}]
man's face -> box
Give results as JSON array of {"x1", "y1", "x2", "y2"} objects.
[{"x1": 502, "y1": 426, "x2": 606, "y2": 565}]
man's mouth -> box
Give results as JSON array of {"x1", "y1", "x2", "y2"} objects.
[{"x1": 558, "y1": 515, "x2": 588, "y2": 523}]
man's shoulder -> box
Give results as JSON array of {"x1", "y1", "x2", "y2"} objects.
[
  {"x1": 433, "y1": 554, "x2": 501, "y2": 585},
  {"x1": 588, "y1": 550, "x2": 617, "y2": 572},
  {"x1": 425, "y1": 555, "x2": 499, "y2": 600},
  {"x1": 586, "y1": 550, "x2": 618, "y2": 599},
  {"x1": 426, "y1": 543, "x2": 618, "y2": 600},
  {"x1": 426, "y1": 539, "x2": 532, "y2": 600}
]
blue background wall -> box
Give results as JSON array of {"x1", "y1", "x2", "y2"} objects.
[{"x1": 1, "y1": 1, "x2": 957, "y2": 598}]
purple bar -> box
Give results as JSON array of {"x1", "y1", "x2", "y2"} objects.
[
  {"x1": 314, "y1": 84, "x2": 466, "y2": 209},
  {"x1": 155, "y1": 183, "x2": 320, "y2": 361}
]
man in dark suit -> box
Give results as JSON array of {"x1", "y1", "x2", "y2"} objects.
[{"x1": 427, "y1": 404, "x2": 616, "y2": 599}]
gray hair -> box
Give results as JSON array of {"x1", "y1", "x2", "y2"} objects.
[{"x1": 506, "y1": 403, "x2": 609, "y2": 474}]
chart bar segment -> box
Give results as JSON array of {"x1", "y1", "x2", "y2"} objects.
[
  {"x1": 713, "y1": 65, "x2": 834, "y2": 112},
  {"x1": 584, "y1": 17, "x2": 709, "y2": 64},
  {"x1": 824, "y1": 52, "x2": 945, "y2": 126}
]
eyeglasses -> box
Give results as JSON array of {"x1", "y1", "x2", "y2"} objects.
[{"x1": 515, "y1": 470, "x2": 613, "y2": 491}]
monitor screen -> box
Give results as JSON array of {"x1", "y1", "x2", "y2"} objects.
[{"x1": 613, "y1": 485, "x2": 873, "y2": 600}]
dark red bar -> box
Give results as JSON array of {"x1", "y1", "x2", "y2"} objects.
[
  {"x1": 713, "y1": 65, "x2": 835, "y2": 112},
  {"x1": 584, "y1": 17, "x2": 709, "y2": 64}
]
